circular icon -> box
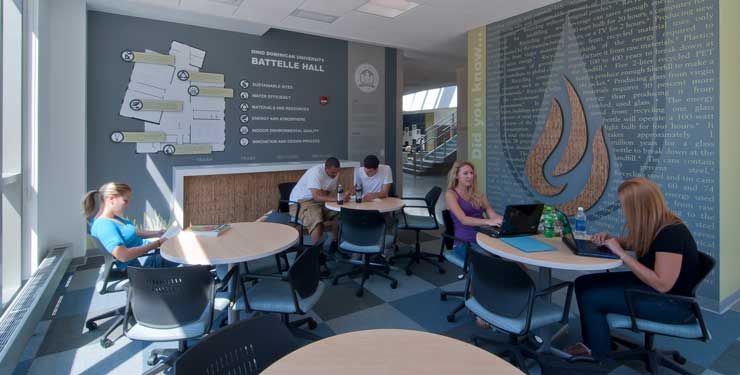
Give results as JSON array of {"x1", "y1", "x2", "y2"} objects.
[
  {"x1": 240, "y1": 138, "x2": 249, "y2": 147},
  {"x1": 239, "y1": 114, "x2": 250, "y2": 123},
  {"x1": 110, "y1": 131, "x2": 124, "y2": 143},
  {"x1": 177, "y1": 70, "x2": 190, "y2": 81},
  {"x1": 162, "y1": 144, "x2": 176, "y2": 155},
  {"x1": 240, "y1": 79, "x2": 250, "y2": 89},
  {"x1": 355, "y1": 63, "x2": 379, "y2": 93},
  {"x1": 239, "y1": 91, "x2": 249, "y2": 100},
  {"x1": 188, "y1": 85, "x2": 200, "y2": 96},
  {"x1": 129, "y1": 99, "x2": 143, "y2": 111},
  {"x1": 239, "y1": 125, "x2": 249, "y2": 135},
  {"x1": 240, "y1": 103, "x2": 250, "y2": 112},
  {"x1": 121, "y1": 49, "x2": 135, "y2": 62}
]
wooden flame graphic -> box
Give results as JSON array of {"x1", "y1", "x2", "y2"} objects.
[{"x1": 525, "y1": 76, "x2": 609, "y2": 216}]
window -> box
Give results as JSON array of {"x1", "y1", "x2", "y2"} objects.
[{"x1": 1, "y1": 0, "x2": 24, "y2": 307}]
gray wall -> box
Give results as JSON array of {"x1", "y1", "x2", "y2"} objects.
[
  {"x1": 87, "y1": 12, "x2": 354, "y2": 225},
  {"x1": 347, "y1": 42, "x2": 386, "y2": 163},
  {"x1": 486, "y1": 0, "x2": 720, "y2": 299}
]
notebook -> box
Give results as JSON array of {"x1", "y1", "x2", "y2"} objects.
[{"x1": 500, "y1": 236, "x2": 555, "y2": 252}]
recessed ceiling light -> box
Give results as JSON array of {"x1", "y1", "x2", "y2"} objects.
[
  {"x1": 289, "y1": 9, "x2": 339, "y2": 24},
  {"x1": 356, "y1": 0, "x2": 419, "y2": 18}
]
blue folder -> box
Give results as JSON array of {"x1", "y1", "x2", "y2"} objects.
[{"x1": 500, "y1": 236, "x2": 555, "y2": 252}]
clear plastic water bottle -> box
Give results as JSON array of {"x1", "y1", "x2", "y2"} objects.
[
  {"x1": 337, "y1": 184, "x2": 344, "y2": 205},
  {"x1": 575, "y1": 207, "x2": 587, "y2": 239}
]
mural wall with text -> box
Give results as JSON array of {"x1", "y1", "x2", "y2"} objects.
[
  {"x1": 485, "y1": 0, "x2": 719, "y2": 299},
  {"x1": 87, "y1": 12, "x2": 392, "y2": 226}
]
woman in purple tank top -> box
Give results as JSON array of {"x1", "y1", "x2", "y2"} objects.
[{"x1": 444, "y1": 161, "x2": 503, "y2": 261}]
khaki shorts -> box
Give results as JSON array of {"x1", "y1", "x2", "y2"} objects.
[{"x1": 290, "y1": 200, "x2": 338, "y2": 235}]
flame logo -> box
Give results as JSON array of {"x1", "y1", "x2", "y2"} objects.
[{"x1": 525, "y1": 76, "x2": 609, "y2": 216}]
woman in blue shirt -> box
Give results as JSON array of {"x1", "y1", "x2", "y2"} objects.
[{"x1": 83, "y1": 182, "x2": 175, "y2": 269}]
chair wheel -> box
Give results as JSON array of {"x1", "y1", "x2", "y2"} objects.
[
  {"x1": 100, "y1": 338, "x2": 114, "y2": 348},
  {"x1": 405, "y1": 269, "x2": 412, "y2": 276},
  {"x1": 447, "y1": 315, "x2": 455, "y2": 322},
  {"x1": 86, "y1": 321, "x2": 98, "y2": 331},
  {"x1": 440, "y1": 293, "x2": 448, "y2": 301},
  {"x1": 437, "y1": 268, "x2": 446, "y2": 274},
  {"x1": 356, "y1": 289, "x2": 364, "y2": 297},
  {"x1": 332, "y1": 278, "x2": 339, "y2": 286},
  {"x1": 390, "y1": 281, "x2": 398, "y2": 289},
  {"x1": 307, "y1": 320, "x2": 318, "y2": 330},
  {"x1": 672, "y1": 352, "x2": 686, "y2": 365}
]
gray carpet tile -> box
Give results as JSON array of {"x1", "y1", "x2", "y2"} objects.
[
  {"x1": 710, "y1": 340, "x2": 740, "y2": 375},
  {"x1": 310, "y1": 280, "x2": 384, "y2": 321},
  {"x1": 325, "y1": 303, "x2": 425, "y2": 334}
]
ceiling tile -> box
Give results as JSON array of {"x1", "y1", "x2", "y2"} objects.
[{"x1": 299, "y1": 0, "x2": 368, "y2": 17}]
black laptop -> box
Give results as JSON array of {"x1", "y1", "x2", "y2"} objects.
[
  {"x1": 475, "y1": 204, "x2": 544, "y2": 238},
  {"x1": 560, "y1": 215, "x2": 619, "y2": 259}
]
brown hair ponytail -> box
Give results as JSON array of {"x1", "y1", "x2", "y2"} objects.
[{"x1": 81, "y1": 182, "x2": 132, "y2": 219}]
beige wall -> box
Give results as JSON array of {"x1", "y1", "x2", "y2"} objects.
[{"x1": 719, "y1": 0, "x2": 740, "y2": 303}]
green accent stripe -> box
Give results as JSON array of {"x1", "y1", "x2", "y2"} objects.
[{"x1": 467, "y1": 26, "x2": 487, "y2": 191}]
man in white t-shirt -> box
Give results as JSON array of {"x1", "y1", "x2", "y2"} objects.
[
  {"x1": 289, "y1": 157, "x2": 342, "y2": 248},
  {"x1": 349, "y1": 155, "x2": 397, "y2": 257},
  {"x1": 349, "y1": 154, "x2": 393, "y2": 200}
]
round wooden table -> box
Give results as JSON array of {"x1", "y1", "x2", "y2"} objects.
[
  {"x1": 476, "y1": 233, "x2": 623, "y2": 272},
  {"x1": 261, "y1": 329, "x2": 524, "y2": 375},
  {"x1": 161, "y1": 222, "x2": 299, "y2": 323},
  {"x1": 325, "y1": 197, "x2": 405, "y2": 213},
  {"x1": 476, "y1": 232, "x2": 622, "y2": 355}
]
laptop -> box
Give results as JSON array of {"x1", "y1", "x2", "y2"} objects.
[
  {"x1": 560, "y1": 215, "x2": 619, "y2": 259},
  {"x1": 475, "y1": 204, "x2": 544, "y2": 238}
]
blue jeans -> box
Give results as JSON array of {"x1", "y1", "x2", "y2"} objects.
[
  {"x1": 575, "y1": 272, "x2": 693, "y2": 358},
  {"x1": 141, "y1": 253, "x2": 179, "y2": 268}
]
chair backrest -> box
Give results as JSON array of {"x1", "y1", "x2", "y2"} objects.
[
  {"x1": 90, "y1": 236, "x2": 128, "y2": 294},
  {"x1": 468, "y1": 246, "x2": 535, "y2": 319},
  {"x1": 278, "y1": 182, "x2": 297, "y2": 213},
  {"x1": 441, "y1": 209, "x2": 455, "y2": 250},
  {"x1": 339, "y1": 208, "x2": 386, "y2": 248},
  {"x1": 288, "y1": 242, "x2": 323, "y2": 299},
  {"x1": 691, "y1": 251, "x2": 716, "y2": 297},
  {"x1": 174, "y1": 314, "x2": 298, "y2": 375},
  {"x1": 424, "y1": 186, "x2": 443, "y2": 216},
  {"x1": 127, "y1": 265, "x2": 214, "y2": 329}
]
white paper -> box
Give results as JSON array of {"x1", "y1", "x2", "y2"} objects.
[{"x1": 162, "y1": 223, "x2": 181, "y2": 239}]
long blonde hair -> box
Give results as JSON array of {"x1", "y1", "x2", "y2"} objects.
[
  {"x1": 82, "y1": 182, "x2": 132, "y2": 218},
  {"x1": 447, "y1": 161, "x2": 485, "y2": 209},
  {"x1": 618, "y1": 177, "x2": 681, "y2": 257}
]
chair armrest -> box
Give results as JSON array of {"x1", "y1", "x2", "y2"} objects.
[
  {"x1": 402, "y1": 205, "x2": 430, "y2": 209},
  {"x1": 623, "y1": 288, "x2": 709, "y2": 340},
  {"x1": 535, "y1": 281, "x2": 574, "y2": 325},
  {"x1": 280, "y1": 200, "x2": 301, "y2": 222},
  {"x1": 399, "y1": 197, "x2": 426, "y2": 201}
]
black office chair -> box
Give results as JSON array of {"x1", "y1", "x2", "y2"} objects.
[
  {"x1": 391, "y1": 186, "x2": 443, "y2": 275},
  {"x1": 332, "y1": 208, "x2": 398, "y2": 297},
  {"x1": 174, "y1": 315, "x2": 298, "y2": 374},
  {"x1": 465, "y1": 246, "x2": 573, "y2": 372},
  {"x1": 438, "y1": 209, "x2": 469, "y2": 322},
  {"x1": 238, "y1": 242, "x2": 325, "y2": 340},
  {"x1": 84, "y1": 235, "x2": 158, "y2": 348},
  {"x1": 607, "y1": 252, "x2": 714, "y2": 374},
  {"x1": 124, "y1": 265, "x2": 216, "y2": 375}
]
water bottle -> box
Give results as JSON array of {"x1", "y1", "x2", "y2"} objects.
[
  {"x1": 337, "y1": 184, "x2": 344, "y2": 205},
  {"x1": 355, "y1": 183, "x2": 363, "y2": 203},
  {"x1": 543, "y1": 215, "x2": 555, "y2": 238},
  {"x1": 575, "y1": 207, "x2": 587, "y2": 239}
]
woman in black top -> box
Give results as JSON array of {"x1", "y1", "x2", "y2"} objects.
[{"x1": 567, "y1": 177, "x2": 701, "y2": 358}]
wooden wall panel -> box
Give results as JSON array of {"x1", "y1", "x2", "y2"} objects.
[{"x1": 184, "y1": 167, "x2": 354, "y2": 225}]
